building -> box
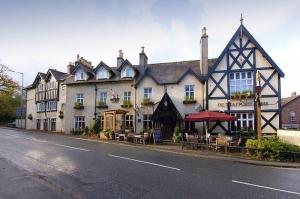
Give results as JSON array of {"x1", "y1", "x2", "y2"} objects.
[
  {"x1": 25, "y1": 69, "x2": 67, "y2": 132},
  {"x1": 25, "y1": 21, "x2": 284, "y2": 138},
  {"x1": 281, "y1": 92, "x2": 300, "y2": 129}
]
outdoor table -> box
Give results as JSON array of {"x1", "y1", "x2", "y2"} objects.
[
  {"x1": 118, "y1": 134, "x2": 127, "y2": 142},
  {"x1": 133, "y1": 134, "x2": 143, "y2": 144}
]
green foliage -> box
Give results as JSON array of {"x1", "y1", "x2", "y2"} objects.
[
  {"x1": 71, "y1": 128, "x2": 84, "y2": 135},
  {"x1": 0, "y1": 92, "x2": 21, "y2": 123},
  {"x1": 73, "y1": 102, "x2": 84, "y2": 109},
  {"x1": 246, "y1": 136, "x2": 300, "y2": 160},
  {"x1": 103, "y1": 128, "x2": 111, "y2": 139},
  {"x1": 91, "y1": 118, "x2": 102, "y2": 134},
  {"x1": 172, "y1": 126, "x2": 181, "y2": 143},
  {"x1": 0, "y1": 65, "x2": 19, "y2": 94}
]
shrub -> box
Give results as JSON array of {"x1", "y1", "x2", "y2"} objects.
[
  {"x1": 92, "y1": 118, "x2": 102, "y2": 134},
  {"x1": 245, "y1": 136, "x2": 300, "y2": 160},
  {"x1": 172, "y1": 126, "x2": 181, "y2": 143},
  {"x1": 103, "y1": 128, "x2": 111, "y2": 139}
]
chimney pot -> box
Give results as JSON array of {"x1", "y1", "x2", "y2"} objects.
[
  {"x1": 200, "y1": 27, "x2": 208, "y2": 75},
  {"x1": 117, "y1": 50, "x2": 124, "y2": 67},
  {"x1": 291, "y1": 92, "x2": 297, "y2": 97},
  {"x1": 202, "y1": 27, "x2": 207, "y2": 37}
]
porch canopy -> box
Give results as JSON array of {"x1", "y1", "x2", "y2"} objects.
[
  {"x1": 103, "y1": 109, "x2": 129, "y2": 132},
  {"x1": 184, "y1": 110, "x2": 237, "y2": 122}
]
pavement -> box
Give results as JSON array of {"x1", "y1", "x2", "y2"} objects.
[{"x1": 1, "y1": 127, "x2": 300, "y2": 199}]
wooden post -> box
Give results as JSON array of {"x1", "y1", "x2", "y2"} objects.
[
  {"x1": 112, "y1": 111, "x2": 116, "y2": 132},
  {"x1": 103, "y1": 111, "x2": 106, "y2": 130}
]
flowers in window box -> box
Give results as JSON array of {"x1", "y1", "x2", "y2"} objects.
[
  {"x1": 242, "y1": 90, "x2": 254, "y2": 99},
  {"x1": 96, "y1": 101, "x2": 108, "y2": 109},
  {"x1": 58, "y1": 110, "x2": 64, "y2": 119},
  {"x1": 110, "y1": 94, "x2": 119, "y2": 103},
  {"x1": 27, "y1": 114, "x2": 33, "y2": 120},
  {"x1": 121, "y1": 100, "x2": 133, "y2": 108},
  {"x1": 231, "y1": 92, "x2": 241, "y2": 100},
  {"x1": 183, "y1": 96, "x2": 197, "y2": 104},
  {"x1": 73, "y1": 102, "x2": 84, "y2": 109},
  {"x1": 141, "y1": 97, "x2": 154, "y2": 106}
]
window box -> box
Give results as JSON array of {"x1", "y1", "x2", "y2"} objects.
[
  {"x1": 110, "y1": 96, "x2": 119, "y2": 103},
  {"x1": 73, "y1": 102, "x2": 84, "y2": 109},
  {"x1": 183, "y1": 96, "x2": 197, "y2": 104},
  {"x1": 96, "y1": 101, "x2": 108, "y2": 109},
  {"x1": 121, "y1": 100, "x2": 133, "y2": 108},
  {"x1": 231, "y1": 90, "x2": 254, "y2": 100},
  {"x1": 58, "y1": 110, "x2": 64, "y2": 119},
  {"x1": 141, "y1": 97, "x2": 154, "y2": 106}
]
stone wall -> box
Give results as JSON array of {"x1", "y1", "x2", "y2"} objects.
[{"x1": 277, "y1": 129, "x2": 300, "y2": 146}]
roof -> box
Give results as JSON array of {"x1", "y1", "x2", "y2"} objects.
[
  {"x1": 282, "y1": 95, "x2": 300, "y2": 107},
  {"x1": 48, "y1": 69, "x2": 66, "y2": 80},
  {"x1": 207, "y1": 24, "x2": 285, "y2": 79},
  {"x1": 136, "y1": 59, "x2": 216, "y2": 85}
]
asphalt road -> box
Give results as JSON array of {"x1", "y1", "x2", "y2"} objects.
[{"x1": 0, "y1": 128, "x2": 300, "y2": 199}]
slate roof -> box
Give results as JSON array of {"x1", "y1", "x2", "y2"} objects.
[
  {"x1": 48, "y1": 69, "x2": 66, "y2": 80},
  {"x1": 135, "y1": 59, "x2": 216, "y2": 85},
  {"x1": 282, "y1": 95, "x2": 300, "y2": 107}
]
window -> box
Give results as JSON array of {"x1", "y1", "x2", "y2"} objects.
[
  {"x1": 50, "y1": 118, "x2": 56, "y2": 131},
  {"x1": 230, "y1": 113, "x2": 254, "y2": 132},
  {"x1": 230, "y1": 72, "x2": 253, "y2": 95},
  {"x1": 97, "y1": 68, "x2": 109, "y2": 79},
  {"x1": 74, "y1": 116, "x2": 85, "y2": 129},
  {"x1": 36, "y1": 102, "x2": 45, "y2": 112},
  {"x1": 76, "y1": 93, "x2": 84, "y2": 104},
  {"x1": 75, "y1": 69, "x2": 85, "y2": 81},
  {"x1": 43, "y1": 119, "x2": 49, "y2": 131},
  {"x1": 98, "y1": 115, "x2": 104, "y2": 130},
  {"x1": 124, "y1": 115, "x2": 133, "y2": 129},
  {"x1": 290, "y1": 112, "x2": 296, "y2": 123},
  {"x1": 124, "y1": 91, "x2": 131, "y2": 101},
  {"x1": 46, "y1": 101, "x2": 57, "y2": 111},
  {"x1": 185, "y1": 85, "x2": 195, "y2": 99},
  {"x1": 121, "y1": 66, "x2": 134, "y2": 78},
  {"x1": 143, "y1": 114, "x2": 152, "y2": 130},
  {"x1": 144, "y1": 87, "x2": 152, "y2": 99},
  {"x1": 100, "y1": 92, "x2": 107, "y2": 104},
  {"x1": 185, "y1": 114, "x2": 195, "y2": 132},
  {"x1": 36, "y1": 119, "x2": 41, "y2": 130}
]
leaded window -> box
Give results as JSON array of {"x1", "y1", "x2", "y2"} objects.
[
  {"x1": 230, "y1": 72, "x2": 253, "y2": 95},
  {"x1": 230, "y1": 113, "x2": 254, "y2": 132}
]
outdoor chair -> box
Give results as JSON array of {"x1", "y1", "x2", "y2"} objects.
[{"x1": 143, "y1": 133, "x2": 150, "y2": 144}]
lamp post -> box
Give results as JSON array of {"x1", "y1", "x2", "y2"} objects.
[{"x1": 6, "y1": 69, "x2": 25, "y2": 129}]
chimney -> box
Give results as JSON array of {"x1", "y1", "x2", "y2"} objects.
[
  {"x1": 67, "y1": 62, "x2": 75, "y2": 74},
  {"x1": 117, "y1": 49, "x2": 124, "y2": 67},
  {"x1": 200, "y1": 27, "x2": 208, "y2": 75},
  {"x1": 291, "y1": 92, "x2": 297, "y2": 97},
  {"x1": 75, "y1": 54, "x2": 93, "y2": 69},
  {"x1": 139, "y1": 46, "x2": 148, "y2": 74}
]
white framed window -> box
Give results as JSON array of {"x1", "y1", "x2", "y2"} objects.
[
  {"x1": 230, "y1": 113, "x2": 254, "y2": 132},
  {"x1": 36, "y1": 102, "x2": 45, "y2": 112},
  {"x1": 185, "y1": 85, "x2": 195, "y2": 99},
  {"x1": 143, "y1": 114, "x2": 152, "y2": 130},
  {"x1": 144, "y1": 87, "x2": 152, "y2": 99},
  {"x1": 76, "y1": 93, "x2": 84, "y2": 104},
  {"x1": 46, "y1": 101, "x2": 57, "y2": 111},
  {"x1": 124, "y1": 115, "x2": 133, "y2": 129},
  {"x1": 36, "y1": 119, "x2": 41, "y2": 130},
  {"x1": 75, "y1": 69, "x2": 85, "y2": 81},
  {"x1": 74, "y1": 116, "x2": 85, "y2": 129},
  {"x1": 230, "y1": 72, "x2": 253, "y2": 95},
  {"x1": 50, "y1": 118, "x2": 56, "y2": 131},
  {"x1": 97, "y1": 68, "x2": 109, "y2": 79},
  {"x1": 290, "y1": 111, "x2": 296, "y2": 123},
  {"x1": 100, "y1": 92, "x2": 107, "y2": 104},
  {"x1": 124, "y1": 91, "x2": 131, "y2": 101},
  {"x1": 121, "y1": 66, "x2": 134, "y2": 78}
]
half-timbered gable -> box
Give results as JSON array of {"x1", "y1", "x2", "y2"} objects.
[{"x1": 207, "y1": 24, "x2": 284, "y2": 135}]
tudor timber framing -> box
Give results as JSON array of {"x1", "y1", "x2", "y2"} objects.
[{"x1": 206, "y1": 24, "x2": 282, "y2": 134}]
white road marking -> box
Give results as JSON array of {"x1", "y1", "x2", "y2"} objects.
[
  {"x1": 232, "y1": 180, "x2": 300, "y2": 195},
  {"x1": 55, "y1": 144, "x2": 90, "y2": 152},
  {"x1": 108, "y1": 154, "x2": 181, "y2": 171}
]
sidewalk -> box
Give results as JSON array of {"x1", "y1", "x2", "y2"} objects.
[{"x1": 5, "y1": 127, "x2": 300, "y2": 169}]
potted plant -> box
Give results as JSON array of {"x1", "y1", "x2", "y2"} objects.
[
  {"x1": 121, "y1": 100, "x2": 133, "y2": 108},
  {"x1": 73, "y1": 102, "x2": 84, "y2": 109},
  {"x1": 172, "y1": 126, "x2": 181, "y2": 143},
  {"x1": 110, "y1": 94, "x2": 119, "y2": 103},
  {"x1": 27, "y1": 114, "x2": 33, "y2": 120},
  {"x1": 141, "y1": 97, "x2": 154, "y2": 106},
  {"x1": 103, "y1": 128, "x2": 111, "y2": 139},
  {"x1": 96, "y1": 101, "x2": 108, "y2": 109},
  {"x1": 58, "y1": 110, "x2": 64, "y2": 119},
  {"x1": 183, "y1": 96, "x2": 197, "y2": 104}
]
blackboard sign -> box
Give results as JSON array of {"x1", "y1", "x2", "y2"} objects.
[{"x1": 153, "y1": 129, "x2": 162, "y2": 144}]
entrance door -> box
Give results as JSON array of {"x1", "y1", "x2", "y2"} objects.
[{"x1": 161, "y1": 117, "x2": 175, "y2": 140}]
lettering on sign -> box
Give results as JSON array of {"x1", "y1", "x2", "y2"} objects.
[{"x1": 217, "y1": 101, "x2": 269, "y2": 107}]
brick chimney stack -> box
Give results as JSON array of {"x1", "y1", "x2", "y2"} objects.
[{"x1": 200, "y1": 27, "x2": 208, "y2": 75}]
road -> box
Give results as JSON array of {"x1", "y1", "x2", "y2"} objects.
[{"x1": 0, "y1": 128, "x2": 300, "y2": 199}]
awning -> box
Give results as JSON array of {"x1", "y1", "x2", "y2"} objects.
[{"x1": 184, "y1": 110, "x2": 237, "y2": 122}]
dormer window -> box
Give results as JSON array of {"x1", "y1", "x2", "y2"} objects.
[
  {"x1": 75, "y1": 69, "x2": 86, "y2": 81},
  {"x1": 121, "y1": 66, "x2": 134, "y2": 78},
  {"x1": 97, "y1": 68, "x2": 109, "y2": 79}
]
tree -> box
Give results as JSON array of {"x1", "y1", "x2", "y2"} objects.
[{"x1": 0, "y1": 64, "x2": 18, "y2": 94}]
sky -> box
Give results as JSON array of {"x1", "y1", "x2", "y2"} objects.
[{"x1": 0, "y1": 0, "x2": 299, "y2": 97}]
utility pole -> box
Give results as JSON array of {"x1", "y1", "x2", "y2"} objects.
[{"x1": 255, "y1": 71, "x2": 262, "y2": 147}]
